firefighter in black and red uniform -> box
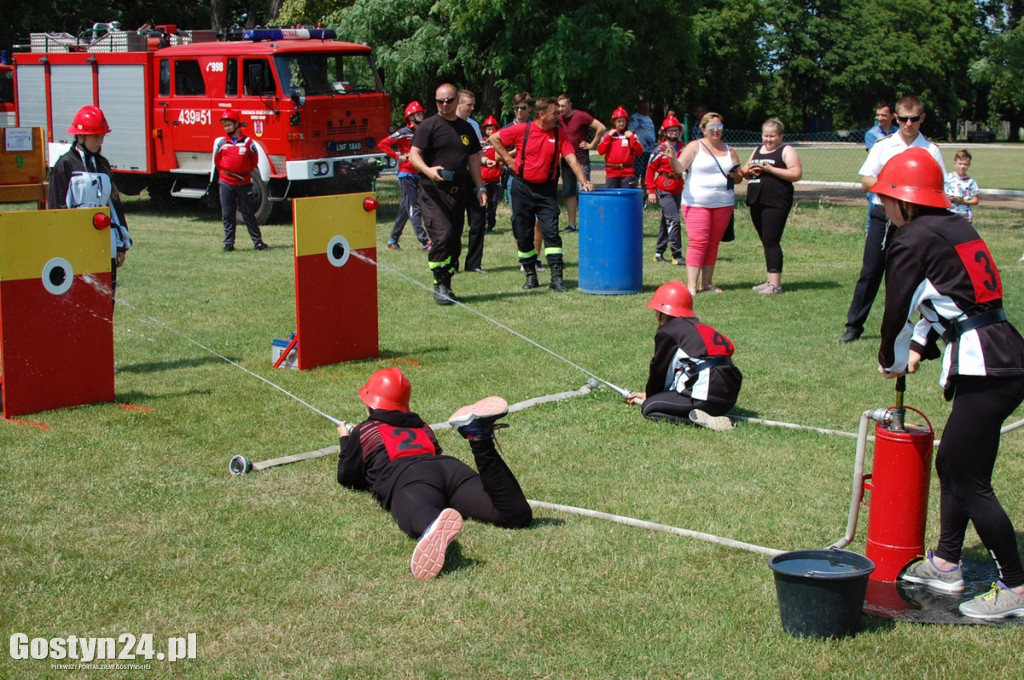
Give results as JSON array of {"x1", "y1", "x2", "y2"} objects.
[
  {"x1": 488, "y1": 97, "x2": 593, "y2": 292},
  {"x1": 213, "y1": 110, "x2": 267, "y2": 252},
  {"x1": 379, "y1": 101, "x2": 429, "y2": 250},
  {"x1": 873, "y1": 148, "x2": 1024, "y2": 619},
  {"x1": 626, "y1": 281, "x2": 742, "y2": 431},
  {"x1": 408, "y1": 83, "x2": 487, "y2": 306},
  {"x1": 336, "y1": 367, "x2": 532, "y2": 580}
]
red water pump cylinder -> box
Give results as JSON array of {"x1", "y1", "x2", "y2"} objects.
[{"x1": 864, "y1": 411, "x2": 934, "y2": 582}]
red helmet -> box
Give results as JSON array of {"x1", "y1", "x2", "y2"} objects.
[
  {"x1": 358, "y1": 367, "x2": 412, "y2": 412},
  {"x1": 67, "y1": 105, "x2": 111, "y2": 135},
  {"x1": 404, "y1": 101, "x2": 425, "y2": 121},
  {"x1": 661, "y1": 115, "x2": 682, "y2": 131},
  {"x1": 482, "y1": 115, "x2": 499, "y2": 130},
  {"x1": 220, "y1": 109, "x2": 241, "y2": 124},
  {"x1": 873, "y1": 147, "x2": 952, "y2": 210},
  {"x1": 647, "y1": 281, "x2": 695, "y2": 318},
  {"x1": 611, "y1": 106, "x2": 629, "y2": 121}
]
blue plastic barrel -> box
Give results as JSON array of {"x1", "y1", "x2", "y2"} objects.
[{"x1": 578, "y1": 188, "x2": 643, "y2": 294}]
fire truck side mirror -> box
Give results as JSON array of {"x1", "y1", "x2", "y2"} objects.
[{"x1": 290, "y1": 91, "x2": 306, "y2": 108}]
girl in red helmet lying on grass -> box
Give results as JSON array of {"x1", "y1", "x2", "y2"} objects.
[
  {"x1": 626, "y1": 281, "x2": 743, "y2": 431},
  {"x1": 336, "y1": 367, "x2": 532, "y2": 579}
]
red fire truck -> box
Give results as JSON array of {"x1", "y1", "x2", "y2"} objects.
[{"x1": 12, "y1": 24, "x2": 391, "y2": 222}]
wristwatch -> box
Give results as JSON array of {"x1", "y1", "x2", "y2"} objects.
[{"x1": 475, "y1": 186, "x2": 486, "y2": 194}]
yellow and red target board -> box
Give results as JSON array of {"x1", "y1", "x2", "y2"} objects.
[
  {"x1": 291, "y1": 193, "x2": 379, "y2": 369},
  {"x1": 0, "y1": 208, "x2": 114, "y2": 417}
]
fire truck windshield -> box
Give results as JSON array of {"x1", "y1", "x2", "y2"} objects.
[{"x1": 273, "y1": 53, "x2": 381, "y2": 97}]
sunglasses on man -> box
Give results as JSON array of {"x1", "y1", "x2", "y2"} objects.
[
  {"x1": 436, "y1": 97, "x2": 457, "y2": 105},
  {"x1": 896, "y1": 114, "x2": 922, "y2": 123}
]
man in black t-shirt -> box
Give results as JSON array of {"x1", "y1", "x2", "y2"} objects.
[{"x1": 409, "y1": 83, "x2": 488, "y2": 305}]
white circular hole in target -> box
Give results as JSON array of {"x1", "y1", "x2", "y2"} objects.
[
  {"x1": 327, "y1": 235, "x2": 351, "y2": 268},
  {"x1": 42, "y1": 257, "x2": 74, "y2": 295}
]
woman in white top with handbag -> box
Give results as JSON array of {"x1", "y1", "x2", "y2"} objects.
[{"x1": 664, "y1": 112, "x2": 743, "y2": 295}]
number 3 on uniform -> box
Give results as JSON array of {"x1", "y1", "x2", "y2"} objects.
[{"x1": 955, "y1": 239, "x2": 1002, "y2": 303}]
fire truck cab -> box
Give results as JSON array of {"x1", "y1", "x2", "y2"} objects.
[{"x1": 14, "y1": 24, "x2": 391, "y2": 222}]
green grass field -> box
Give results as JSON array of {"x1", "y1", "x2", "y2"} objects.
[{"x1": 2, "y1": 181, "x2": 1024, "y2": 678}]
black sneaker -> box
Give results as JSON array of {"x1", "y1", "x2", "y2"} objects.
[
  {"x1": 448, "y1": 396, "x2": 509, "y2": 440},
  {"x1": 839, "y1": 328, "x2": 861, "y2": 344},
  {"x1": 224, "y1": 244, "x2": 235, "y2": 252},
  {"x1": 562, "y1": 225, "x2": 578, "y2": 233},
  {"x1": 255, "y1": 242, "x2": 269, "y2": 251}
]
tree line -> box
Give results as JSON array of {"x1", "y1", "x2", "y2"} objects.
[{"x1": 6, "y1": 0, "x2": 1023, "y2": 140}]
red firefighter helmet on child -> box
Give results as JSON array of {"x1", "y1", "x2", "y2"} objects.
[
  {"x1": 220, "y1": 109, "x2": 241, "y2": 124},
  {"x1": 358, "y1": 367, "x2": 412, "y2": 412},
  {"x1": 661, "y1": 115, "x2": 682, "y2": 132},
  {"x1": 872, "y1": 147, "x2": 952, "y2": 210},
  {"x1": 482, "y1": 115, "x2": 499, "y2": 130},
  {"x1": 67, "y1": 105, "x2": 111, "y2": 135},
  {"x1": 647, "y1": 281, "x2": 695, "y2": 318},
  {"x1": 404, "y1": 101, "x2": 425, "y2": 121},
  {"x1": 611, "y1": 106, "x2": 629, "y2": 122}
]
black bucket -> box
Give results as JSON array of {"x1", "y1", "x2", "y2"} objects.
[{"x1": 769, "y1": 548, "x2": 875, "y2": 639}]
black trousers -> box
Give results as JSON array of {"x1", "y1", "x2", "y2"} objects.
[
  {"x1": 640, "y1": 390, "x2": 732, "y2": 423},
  {"x1": 388, "y1": 442, "x2": 533, "y2": 538},
  {"x1": 845, "y1": 205, "x2": 888, "y2": 334},
  {"x1": 463, "y1": 199, "x2": 487, "y2": 270},
  {"x1": 419, "y1": 180, "x2": 468, "y2": 272},
  {"x1": 935, "y1": 375, "x2": 1024, "y2": 587},
  {"x1": 219, "y1": 182, "x2": 263, "y2": 246},
  {"x1": 750, "y1": 204, "x2": 792, "y2": 273},
  {"x1": 510, "y1": 178, "x2": 562, "y2": 264}
]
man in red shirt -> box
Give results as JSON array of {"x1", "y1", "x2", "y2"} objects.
[
  {"x1": 557, "y1": 94, "x2": 605, "y2": 233},
  {"x1": 489, "y1": 97, "x2": 593, "y2": 292}
]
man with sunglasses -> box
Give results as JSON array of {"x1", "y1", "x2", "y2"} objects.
[
  {"x1": 409, "y1": 83, "x2": 487, "y2": 306},
  {"x1": 839, "y1": 95, "x2": 945, "y2": 344}
]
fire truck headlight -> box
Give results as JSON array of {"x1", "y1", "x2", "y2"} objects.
[{"x1": 317, "y1": 161, "x2": 329, "y2": 176}]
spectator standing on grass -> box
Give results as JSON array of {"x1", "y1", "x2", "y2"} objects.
[
  {"x1": 597, "y1": 106, "x2": 644, "y2": 189},
  {"x1": 213, "y1": 110, "x2": 268, "y2": 252},
  {"x1": 380, "y1": 101, "x2": 430, "y2": 251},
  {"x1": 871, "y1": 149, "x2": 1024, "y2": 620},
  {"x1": 627, "y1": 281, "x2": 742, "y2": 431},
  {"x1": 504, "y1": 92, "x2": 545, "y2": 272},
  {"x1": 839, "y1": 95, "x2": 945, "y2": 344},
  {"x1": 557, "y1": 94, "x2": 605, "y2": 233},
  {"x1": 489, "y1": 97, "x2": 594, "y2": 293},
  {"x1": 457, "y1": 89, "x2": 488, "y2": 274},
  {"x1": 741, "y1": 118, "x2": 803, "y2": 296},
  {"x1": 945, "y1": 149, "x2": 980, "y2": 225},
  {"x1": 408, "y1": 83, "x2": 487, "y2": 306},
  {"x1": 646, "y1": 115, "x2": 686, "y2": 265},
  {"x1": 690, "y1": 104, "x2": 708, "y2": 140},
  {"x1": 664, "y1": 111, "x2": 743, "y2": 296},
  {"x1": 862, "y1": 100, "x2": 898, "y2": 231},
  {"x1": 479, "y1": 116, "x2": 503, "y2": 233},
  {"x1": 50, "y1": 104, "x2": 132, "y2": 305},
  {"x1": 628, "y1": 99, "x2": 657, "y2": 189},
  {"x1": 337, "y1": 367, "x2": 532, "y2": 580}
]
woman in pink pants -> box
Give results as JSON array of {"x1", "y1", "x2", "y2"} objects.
[{"x1": 663, "y1": 112, "x2": 742, "y2": 295}]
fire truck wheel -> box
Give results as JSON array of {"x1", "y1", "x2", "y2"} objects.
[
  {"x1": 147, "y1": 178, "x2": 174, "y2": 206},
  {"x1": 247, "y1": 172, "x2": 273, "y2": 226}
]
